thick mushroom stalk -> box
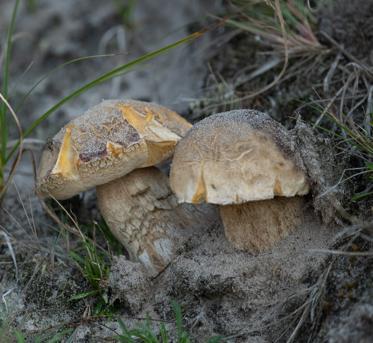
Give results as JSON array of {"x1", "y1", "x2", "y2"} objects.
[
  {"x1": 170, "y1": 110, "x2": 310, "y2": 253},
  {"x1": 220, "y1": 197, "x2": 304, "y2": 252},
  {"x1": 97, "y1": 167, "x2": 201, "y2": 276}
]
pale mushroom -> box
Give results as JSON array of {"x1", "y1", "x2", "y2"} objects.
[
  {"x1": 170, "y1": 110, "x2": 310, "y2": 253},
  {"x1": 37, "y1": 99, "x2": 196, "y2": 274}
]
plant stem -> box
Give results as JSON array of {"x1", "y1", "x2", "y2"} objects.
[{"x1": 0, "y1": 0, "x2": 20, "y2": 187}]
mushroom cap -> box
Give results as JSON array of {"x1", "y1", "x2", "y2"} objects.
[
  {"x1": 170, "y1": 110, "x2": 309, "y2": 205},
  {"x1": 36, "y1": 99, "x2": 191, "y2": 199}
]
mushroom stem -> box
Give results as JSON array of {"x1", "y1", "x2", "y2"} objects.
[
  {"x1": 97, "y1": 167, "x2": 202, "y2": 276},
  {"x1": 219, "y1": 197, "x2": 305, "y2": 253}
]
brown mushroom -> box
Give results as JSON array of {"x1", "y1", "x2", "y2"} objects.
[{"x1": 170, "y1": 110, "x2": 309, "y2": 253}]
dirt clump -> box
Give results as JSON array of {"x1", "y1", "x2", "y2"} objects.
[
  {"x1": 107, "y1": 209, "x2": 337, "y2": 342},
  {"x1": 109, "y1": 257, "x2": 150, "y2": 314}
]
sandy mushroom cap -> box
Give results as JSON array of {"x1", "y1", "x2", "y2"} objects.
[
  {"x1": 170, "y1": 110, "x2": 309, "y2": 205},
  {"x1": 36, "y1": 100, "x2": 191, "y2": 200}
]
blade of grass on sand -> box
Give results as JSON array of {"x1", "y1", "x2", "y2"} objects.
[
  {"x1": 6, "y1": 31, "x2": 203, "y2": 163},
  {"x1": 0, "y1": 0, "x2": 20, "y2": 185},
  {"x1": 16, "y1": 53, "x2": 117, "y2": 112},
  {"x1": 0, "y1": 92, "x2": 23, "y2": 201}
]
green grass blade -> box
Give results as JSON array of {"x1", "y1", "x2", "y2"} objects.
[
  {"x1": 118, "y1": 318, "x2": 130, "y2": 335},
  {"x1": 159, "y1": 323, "x2": 169, "y2": 343},
  {"x1": 16, "y1": 53, "x2": 116, "y2": 112},
  {"x1": 172, "y1": 301, "x2": 183, "y2": 334},
  {"x1": 68, "y1": 250, "x2": 85, "y2": 265},
  {"x1": 206, "y1": 336, "x2": 224, "y2": 343},
  {"x1": 14, "y1": 330, "x2": 25, "y2": 343},
  {"x1": 0, "y1": 0, "x2": 20, "y2": 183},
  {"x1": 69, "y1": 289, "x2": 99, "y2": 301},
  {"x1": 366, "y1": 162, "x2": 373, "y2": 170},
  {"x1": 352, "y1": 191, "x2": 373, "y2": 202},
  {"x1": 171, "y1": 301, "x2": 191, "y2": 343},
  {"x1": 115, "y1": 319, "x2": 134, "y2": 342},
  {"x1": 46, "y1": 329, "x2": 74, "y2": 343},
  {"x1": 6, "y1": 31, "x2": 201, "y2": 163}
]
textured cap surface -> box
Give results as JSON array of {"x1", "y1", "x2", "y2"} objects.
[
  {"x1": 37, "y1": 99, "x2": 191, "y2": 199},
  {"x1": 170, "y1": 110, "x2": 309, "y2": 205}
]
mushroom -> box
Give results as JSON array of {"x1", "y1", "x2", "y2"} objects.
[
  {"x1": 170, "y1": 110, "x2": 310, "y2": 253},
  {"x1": 37, "y1": 99, "x2": 197, "y2": 274},
  {"x1": 37, "y1": 99, "x2": 191, "y2": 199}
]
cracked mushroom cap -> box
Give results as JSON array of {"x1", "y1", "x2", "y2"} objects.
[
  {"x1": 170, "y1": 110, "x2": 309, "y2": 205},
  {"x1": 36, "y1": 99, "x2": 191, "y2": 200}
]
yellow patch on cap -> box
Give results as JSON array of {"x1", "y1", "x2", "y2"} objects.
[
  {"x1": 118, "y1": 104, "x2": 153, "y2": 133},
  {"x1": 107, "y1": 141, "x2": 124, "y2": 158},
  {"x1": 191, "y1": 166, "x2": 207, "y2": 203},
  {"x1": 51, "y1": 126, "x2": 78, "y2": 179}
]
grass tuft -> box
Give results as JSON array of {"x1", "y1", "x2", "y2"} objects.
[
  {"x1": 313, "y1": 99, "x2": 373, "y2": 202},
  {"x1": 115, "y1": 302, "x2": 225, "y2": 343},
  {"x1": 225, "y1": 0, "x2": 326, "y2": 103},
  {"x1": 229, "y1": 0, "x2": 323, "y2": 56},
  {"x1": 68, "y1": 220, "x2": 117, "y2": 316}
]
